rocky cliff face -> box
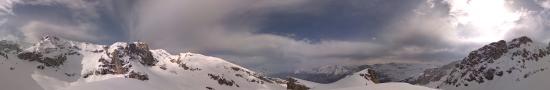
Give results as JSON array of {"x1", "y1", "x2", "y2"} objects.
[{"x1": 407, "y1": 36, "x2": 550, "y2": 90}]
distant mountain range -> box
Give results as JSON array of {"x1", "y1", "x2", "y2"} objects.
[{"x1": 270, "y1": 63, "x2": 437, "y2": 84}]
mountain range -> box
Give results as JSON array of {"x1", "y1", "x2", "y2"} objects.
[
  {"x1": 3, "y1": 35, "x2": 550, "y2": 90},
  {"x1": 0, "y1": 35, "x2": 434, "y2": 90}
]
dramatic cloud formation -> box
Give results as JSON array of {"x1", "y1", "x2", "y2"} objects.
[{"x1": 0, "y1": 0, "x2": 549, "y2": 72}]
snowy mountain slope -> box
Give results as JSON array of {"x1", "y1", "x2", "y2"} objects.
[
  {"x1": 416, "y1": 36, "x2": 550, "y2": 90},
  {"x1": 314, "y1": 69, "x2": 379, "y2": 89},
  {"x1": 272, "y1": 64, "x2": 370, "y2": 83},
  {"x1": 274, "y1": 63, "x2": 436, "y2": 84},
  {"x1": 0, "y1": 36, "x2": 286, "y2": 90},
  {"x1": 293, "y1": 68, "x2": 437, "y2": 90}
]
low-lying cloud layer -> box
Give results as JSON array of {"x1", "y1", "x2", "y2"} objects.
[{"x1": 0, "y1": 0, "x2": 549, "y2": 72}]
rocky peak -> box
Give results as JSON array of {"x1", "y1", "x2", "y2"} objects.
[
  {"x1": 509, "y1": 36, "x2": 533, "y2": 49},
  {"x1": 38, "y1": 35, "x2": 64, "y2": 46},
  {"x1": 439, "y1": 36, "x2": 550, "y2": 88},
  {"x1": 459, "y1": 40, "x2": 507, "y2": 69},
  {"x1": 41, "y1": 35, "x2": 60, "y2": 42}
]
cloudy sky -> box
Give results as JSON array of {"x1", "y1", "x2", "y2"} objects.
[{"x1": 0, "y1": 0, "x2": 549, "y2": 73}]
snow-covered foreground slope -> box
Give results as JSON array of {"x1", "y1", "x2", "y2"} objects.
[
  {"x1": 0, "y1": 36, "x2": 286, "y2": 90},
  {"x1": 294, "y1": 69, "x2": 437, "y2": 90}
]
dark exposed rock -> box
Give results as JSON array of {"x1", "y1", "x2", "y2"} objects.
[
  {"x1": 65, "y1": 73, "x2": 76, "y2": 77},
  {"x1": 18, "y1": 52, "x2": 67, "y2": 67},
  {"x1": 286, "y1": 78, "x2": 310, "y2": 90},
  {"x1": 36, "y1": 65, "x2": 45, "y2": 70},
  {"x1": 159, "y1": 64, "x2": 167, "y2": 70},
  {"x1": 17, "y1": 52, "x2": 43, "y2": 62},
  {"x1": 0, "y1": 52, "x2": 5, "y2": 59},
  {"x1": 128, "y1": 43, "x2": 158, "y2": 66},
  {"x1": 509, "y1": 36, "x2": 533, "y2": 49},
  {"x1": 208, "y1": 73, "x2": 237, "y2": 87},
  {"x1": 359, "y1": 69, "x2": 379, "y2": 84},
  {"x1": 96, "y1": 50, "x2": 130, "y2": 75},
  {"x1": 484, "y1": 69, "x2": 495, "y2": 80},
  {"x1": 42, "y1": 55, "x2": 67, "y2": 67},
  {"x1": 230, "y1": 66, "x2": 241, "y2": 71},
  {"x1": 127, "y1": 71, "x2": 149, "y2": 81},
  {"x1": 496, "y1": 71, "x2": 503, "y2": 76},
  {"x1": 0, "y1": 40, "x2": 22, "y2": 59},
  {"x1": 206, "y1": 87, "x2": 214, "y2": 90}
]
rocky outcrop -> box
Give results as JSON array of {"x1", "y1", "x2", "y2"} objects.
[
  {"x1": 128, "y1": 42, "x2": 157, "y2": 66},
  {"x1": 439, "y1": 36, "x2": 550, "y2": 88},
  {"x1": 84, "y1": 42, "x2": 156, "y2": 81},
  {"x1": 359, "y1": 69, "x2": 379, "y2": 84},
  {"x1": 286, "y1": 78, "x2": 310, "y2": 90},
  {"x1": 0, "y1": 40, "x2": 21, "y2": 59}
]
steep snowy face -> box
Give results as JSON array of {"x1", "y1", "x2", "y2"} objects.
[{"x1": 434, "y1": 36, "x2": 550, "y2": 90}]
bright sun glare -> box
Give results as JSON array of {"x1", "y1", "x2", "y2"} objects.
[{"x1": 449, "y1": 0, "x2": 524, "y2": 43}]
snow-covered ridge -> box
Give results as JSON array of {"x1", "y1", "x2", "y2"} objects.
[
  {"x1": 409, "y1": 36, "x2": 550, "y2": 90},
  {"x1": 0, "y1": 36, "x2": 286, "y2": 90}
]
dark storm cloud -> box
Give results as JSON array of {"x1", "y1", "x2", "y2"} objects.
[
  {"x1": 0, "y1": 0, "x2": 131, "y2": 44},
  {"x1": 256, "y1": 0, "x2": 426, "y2": 41},
  {"x1": 130, "y1": 0, "x2": 472, "y2": 72}
]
